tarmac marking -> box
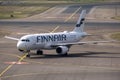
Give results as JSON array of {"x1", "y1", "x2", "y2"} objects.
[
  {"x1": 51, "y1": 26, "x2": 60, "y2": 33},
  {"x1": 16, "y1": 33, "x2": 30, "y2": 35},
  {"x1": 0, "y1": 53, "x2": 21, "y2": 59},
  {"x1": 44, "y1": 7, "x2": 56, "y2": 14},
  {"x1": 0, "y1": 53, "x2": 28, "y2": 77},
  {"x1": 64, "y1": 7, "x2": 81, "y2": 22},
  {"x1": 1, "y1": 65, "x2": 120, "y2": 79},
  {"x1": 1, "y1": 71, "x2": 69, "y2": 79},
  {"x1": 4, "y1": 61, "x2": 29, "y2": 65},
  {"x1": 23, "y1": 59, "x2": 44, "y2": 64},
  {"x1": 15, "y1": 29, "x2": 50, "y2": 35},
  {"x1": 16, "y1": 29, "x2": 51, "y2": 35},
  {"x1": 46, "y1": 17, "x2": 65, "y2": 19},
  {"x1": 1, "y1": 72, "x2": 41, "y2": 79}
]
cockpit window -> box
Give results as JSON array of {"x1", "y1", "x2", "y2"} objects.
[
  {"x1": 21, "y1": 39, "x2": 30, "y2": 42},
  {"x1": 21, "y1": 39, "x2": 26, "y2": 41}
]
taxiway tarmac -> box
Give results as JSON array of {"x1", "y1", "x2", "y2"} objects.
[{"x1": 0, "y1": 3, "x2": 120, "y2": 80}]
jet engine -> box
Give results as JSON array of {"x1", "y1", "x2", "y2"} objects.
[{"x1": 56, "y1": 46, "x2": 69, "y2": 55}]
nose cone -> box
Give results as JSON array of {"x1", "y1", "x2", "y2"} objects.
[{"x1": 17, "y1": 42, "x2": 26, "y2": 51}]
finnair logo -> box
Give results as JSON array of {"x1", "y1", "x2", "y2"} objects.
[
  {"x1": 37, "y1": 34, "x2": 67, "y2": 42},
  {"x1": 76, "y1": 18, "x2": 85, "y2": 27}
]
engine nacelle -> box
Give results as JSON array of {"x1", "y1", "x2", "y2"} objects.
[{"x1": 56, "y1": 46, "x2": 69, "y2": 55}]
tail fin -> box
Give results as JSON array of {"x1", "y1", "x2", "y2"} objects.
[{"x1": 73, "y1": 10, "x2": 86, "y2": 32}]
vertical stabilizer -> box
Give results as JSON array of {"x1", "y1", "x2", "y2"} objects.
[{"x1": 73, "y1": 10, "x2": 86, "y2": 32}]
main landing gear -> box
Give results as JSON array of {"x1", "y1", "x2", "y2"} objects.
[
  {"x1": 26, "y1": 50, "x2": 43, "y2": 58},
  {"x1": 37, "y1": 50, "x2": 43, "y2": 55}
]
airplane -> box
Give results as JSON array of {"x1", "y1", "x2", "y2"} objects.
[{"x1": 5, "y1": 10, "x2": 113, "y2": 57}]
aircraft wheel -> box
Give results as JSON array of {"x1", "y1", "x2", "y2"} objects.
[
  {"x1": 64, "y1": 53, "x2": 68, "y2": 56},
  {"x1": 63, "y1": 53, "x2": 68, "y2": 56},
  {"x1": 37, "y1": 50, "x2": 43, "y2": 55},
  {"x1": 60, "y1": 53, "x2": 68, "y2": 57},
  {"x1": 26, "y1": 54, "x2": 30, "y2": 57}
]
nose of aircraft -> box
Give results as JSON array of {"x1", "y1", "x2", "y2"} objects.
[{"x1": 17, "y1": 41, "x2": 26, "y2": 51}]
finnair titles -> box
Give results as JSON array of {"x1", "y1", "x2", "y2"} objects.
[{"x1": 37, "y1": 34, "x2": 67, "y2": 42}]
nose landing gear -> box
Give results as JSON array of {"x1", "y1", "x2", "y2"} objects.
[
  {"x1": 26, "y1": 50, "x2": 30, "y2": 58},
  {"x1": 26, "y1": 50, "x2": 43, "y2": 58},
  {"x1": 26, "y1": 54, "x2": 30, "y2": 57}
]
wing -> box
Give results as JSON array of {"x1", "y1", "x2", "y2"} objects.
[
  {"x1": 51, "y1": 41, "x2": 115, "y2": 47},
  {"x1": 5, "y1": 36, "x2": 19, "y2": 41}
]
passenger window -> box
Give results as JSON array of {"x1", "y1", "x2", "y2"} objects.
[
  {"x1": 21, "y1": 39, "x2": 26, "y2": 41},
  {"x1": 26, "y1": 39, "x2": 30, "y2": 42}
]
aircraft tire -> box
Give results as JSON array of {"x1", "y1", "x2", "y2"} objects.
[
  {"x1": 37, "y1": 50, "x2": 43, "y2": 55},
  {"x1": 26, "y1": 54, "x2": 30, "y2": 57},
  {"x1": 60, "y1": 53, "x2": 68, "y2": 57}
]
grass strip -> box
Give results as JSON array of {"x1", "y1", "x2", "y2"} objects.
[
  {"x1": 111, "y1": 16, "x2": 120, "y2": 20},
  {"x1": 111, "y1": 32, "x2": 120, "y2": 41},
  {"x1": 0, "y1": 6, "x2": 51, "y2": 19}
]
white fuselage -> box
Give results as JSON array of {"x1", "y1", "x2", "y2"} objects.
[{"x1": 17, "y1": 31, "x2": 87, "y2": 51}]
